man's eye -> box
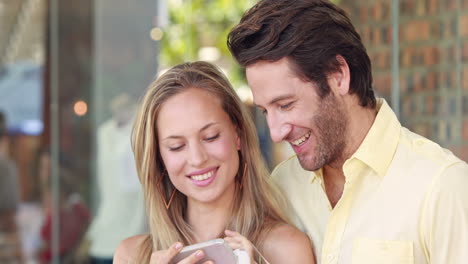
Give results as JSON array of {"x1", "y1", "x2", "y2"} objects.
[
  {"x1": 280, "y1": 102, "x2": 293, "y2": 110},
  {"x1": 169, "y1": 145, "x2": 184, "y2": 151},
  {"x1": 205, "y1": 134, "x2": 220, "y2": 142}
]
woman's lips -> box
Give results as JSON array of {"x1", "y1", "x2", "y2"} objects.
[{"x1": 188, "y1": 167, "x2": 218, "y2": 187}]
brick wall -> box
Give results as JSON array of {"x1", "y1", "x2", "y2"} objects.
[{"x1": 340, "y1": 0, "x2": 468, "y2": 161}]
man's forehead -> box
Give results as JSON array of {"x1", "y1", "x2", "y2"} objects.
[{"x1": 246, "y1": 58, "x2": 294, "y2": 74}]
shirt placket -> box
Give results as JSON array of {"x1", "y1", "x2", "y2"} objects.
[{"x1": 321, "y1": 159, "x2": 360, "y2": 264}]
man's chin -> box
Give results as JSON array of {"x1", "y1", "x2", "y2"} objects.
[{"x1": 297, "y1": 155, "x2": 322, "y2": 171}]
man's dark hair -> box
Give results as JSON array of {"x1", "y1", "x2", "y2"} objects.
[
  {"x1": 0, "y1": 111, "x2": 6, "y2": 139},
  {"x1": 228, "y1": 0, "x2": 376, "y2": 108}
]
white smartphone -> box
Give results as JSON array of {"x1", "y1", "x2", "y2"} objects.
[{"x1": 170, "y1": 239, "x2": 237, "y2": 264}]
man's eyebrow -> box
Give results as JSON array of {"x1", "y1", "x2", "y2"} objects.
[
  {"x1": 162, "y1": 122, "x2": 218, "y2": 140},
  {"x1": 255, "y1": 94, "x2": 295, "y2": 108}
]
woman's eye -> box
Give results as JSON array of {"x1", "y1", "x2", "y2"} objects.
[
  {"x1": 169, "y1": 145, "x2": 184, "y2": 151},
  {"x1": 205, "y1": 134, "x2": 219, "y2": 142}
]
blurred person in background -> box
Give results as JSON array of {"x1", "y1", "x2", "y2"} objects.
[
  {"x1": 35, "y1": 148, "x2": 91, "y2": 263},
  {"x1": 85, "y1": 93, "x2": 146, "y2": 264},
  {"x1": 0, "y1": 111, "x2": 22, "y2": 263}
]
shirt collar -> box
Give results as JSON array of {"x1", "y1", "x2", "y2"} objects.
[
  {"x1": 351, "y1": 98, "x2": 401, "y2": 177},
  {"x1": 310, "y1": 167, "x2": 323, "y2": 184}
]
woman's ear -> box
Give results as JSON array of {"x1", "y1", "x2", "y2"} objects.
[{"x1": 236, "y1": 134, "x2": 241, "y2": 150}]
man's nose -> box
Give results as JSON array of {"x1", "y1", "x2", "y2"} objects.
[{"x1": 266, "y1": 115, "x2": 292, "y2": 143}]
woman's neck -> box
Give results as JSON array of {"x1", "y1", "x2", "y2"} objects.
[{"x1": 186, "y1": 185, "x2": 236, "y2": 242}]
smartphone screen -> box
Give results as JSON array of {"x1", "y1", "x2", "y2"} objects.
[{"x1": 169, "y1": 239, "x2": 237, "y2": 264}]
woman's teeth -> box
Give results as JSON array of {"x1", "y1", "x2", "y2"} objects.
[
  {"x1": 191, "y1": 170, "x2": 214, "y2": 181},
  {"x1": 291, "y1": 131, "x2": 311, "y2": 146}
]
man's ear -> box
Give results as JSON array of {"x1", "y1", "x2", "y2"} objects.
[{"x1": 330, "y1": 55, "x2": 351, "y2": 96}]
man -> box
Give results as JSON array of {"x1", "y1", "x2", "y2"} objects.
[{"x1": 228, "y1": 0, "x2": 468, "y2": 263}]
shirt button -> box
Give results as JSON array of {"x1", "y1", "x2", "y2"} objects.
[{"x1": 327, "y1": 254, "x2": 335, "y2": 262}]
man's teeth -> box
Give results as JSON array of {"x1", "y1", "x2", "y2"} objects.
[
  {"x1": 291, "y1": 132, "x2": 311, "y2": 146},
  {"x1": 191, "y1": 171, "x2": 214, "y2": 181}
]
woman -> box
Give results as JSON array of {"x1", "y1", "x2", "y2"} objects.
[{"x1": 114, "y1": 61, "x2": 315, "y2": 263}]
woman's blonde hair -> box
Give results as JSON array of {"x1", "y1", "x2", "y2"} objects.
[{"x1": 132, "y1": 61, "x2": 290, "y2": 262}]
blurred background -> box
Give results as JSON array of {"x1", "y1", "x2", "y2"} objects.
[{"x1": 0, "y1": 0, "x2": 467, "y2": 263}]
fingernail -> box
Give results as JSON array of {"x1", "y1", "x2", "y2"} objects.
[
  {"x1": 196, "y1": 250, "x2": 204, "y2": 257},
  {"x1": 174, "y1": 242, "x2": 182, "y2": 249}
]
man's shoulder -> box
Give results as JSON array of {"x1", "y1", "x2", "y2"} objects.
[
  {"x1": 395, "y1": 127, "x2": 468, "y2": 194},
  {"x1": 271, "y1": 155, "x2": 300, "y2": 177},
  {"x1": 399, "y1": 127, "x2": 463, "y2": 167},
  {"x1": 273, "y1": 154, "x2": 299, "y2": 169},
  {"x1": 271, "y1": 155, "x2": 316, "y2": 184}
]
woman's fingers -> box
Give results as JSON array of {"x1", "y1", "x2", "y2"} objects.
[
  {"x1": 177, "y1": 250, "x2": 205, "y2": 264},
  {"x1": 224, "y1": 229, "x2": 255, "y2": 262},
  {"x1": 150, "y1": 242, "x2": 183, "y2": 263},
  {"x1": 224, "y1": 229, "x2": 239, "y2": 237},
  {"x1": 224, "y1": 238, "x2": 241, "y2": 249},
  {"x1": 149, "y1": 242, "x2": 207, "y2": 264}
]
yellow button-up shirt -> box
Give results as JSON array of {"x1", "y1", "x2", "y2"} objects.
[{"x1": 271, "y1": 99, "x2": 468, "y2": 264}]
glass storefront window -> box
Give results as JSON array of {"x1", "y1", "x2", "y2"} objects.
[{"x1": 0, "y1": 0, "x2": 467, "y2": 263}]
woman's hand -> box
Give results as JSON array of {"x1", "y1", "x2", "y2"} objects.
[
  {"x1": 149, "y1": 242, "x2": 213, "y2": 264},
  {"x1": 223, "y1": 230, "x2": 256, "y2": 264}
]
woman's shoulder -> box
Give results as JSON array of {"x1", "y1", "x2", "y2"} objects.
[
  {"x1": 114, "y1": 234, "x2": 149, "y2": 264},
  {"x1": 261, "y1": 224, "x2": 315, "y2": 263}
]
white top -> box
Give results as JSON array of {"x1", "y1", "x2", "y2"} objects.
[{"x1": 88, "y1": 118, "x2": 146, "y2": 258}]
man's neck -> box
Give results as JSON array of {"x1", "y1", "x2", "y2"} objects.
[
  {"x1": 323, "y1": 102, "x2": 378, "y2": 208},
  {"x1": 322, "y1": 165, "x2": 345, "y2": 208}
]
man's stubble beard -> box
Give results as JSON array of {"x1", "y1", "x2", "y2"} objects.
[{"x1": 297, "y1": 95, "x2": 348, "y2": 171}]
